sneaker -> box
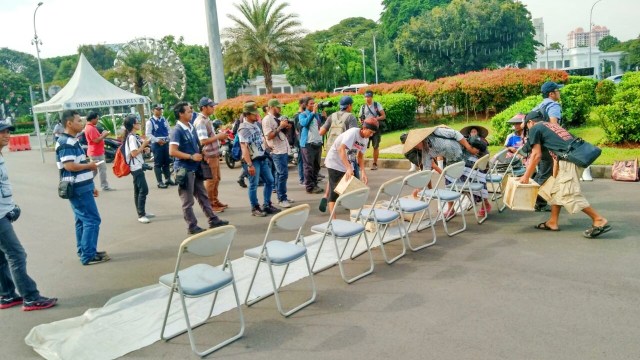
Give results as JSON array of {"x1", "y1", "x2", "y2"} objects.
[
  {"x1": 278, "y1": 200, "x2": 292, "y2": 208},
  {"x1": 371, "y1": 163, "x2": 378, "y2": 170},
  {"x1": 262, "y1": 203, "x2": 281, "y2": 215},
  {"x1": 188, "y1": 226, "x2": 206, "y2": 235},
  {"x1": 237, "y1": 178, "x2": 247, "y2": 188},
  {"x1": 145, "y1": 213, "x2": 155, "y2": 218},
  {"x1": 288, "y1": 198, "x2": 295, "y2": 203},
  {"x1": 319, "y1": 197, "x2": 328, "y2": 213},
  {"x1": 299, "y1": 180, "x2": 304, "y2": 185},
  {"x1": 212, "y1": 205, "x2": 226, "y2": 212},
  {"x1": 83, "y1": 253, "x2": 111, "y2": 265},
  {"x1": 209, "y1": 218, "x2": 229, "y2": 228},
  {"x1": 251, "y1": 206, "x2": 267, "y2": 217},
  {"x1": 102, "y1": 186, "x2": 115, "y2": 191},
  {"x1": 22, "y1": 296, "x2": 57, "y2": 311},
  {"x1": 213, "y1": 201, "x2": 229, "y2": 208},
  {"x1": 157, "y1": 183, "x2": 168, "y2": 189},
  {"x1": 0, "y1": 296, "x2": 23, "y2": 309},
  {"x1": 138, "y1": 216, "x2": 150, "y2": 224},
  {"x1": 96, "y1": 250, "x2": 107, "y2": 257},
  {"x1": 165, "y1": 179, "x2": 177, "y2": 186},
  {"x1": 307, "y1": 186, "x2": 323, "y2": 194}
]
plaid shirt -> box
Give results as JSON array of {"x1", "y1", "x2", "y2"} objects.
[{"x1": 194, "y1": 113, "x2": 220, "y2": 158}]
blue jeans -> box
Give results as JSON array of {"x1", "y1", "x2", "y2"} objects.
[
  {"x1": 69, "y1": 186, "x2": 102, "y2": 264},
  {"x1": 351, "y1": 158, "x2": 360, "y2": 179},
  {"x1": 248, "y1": 157, "x2": 274, "y2": 208},
  {"x1": 0, "y1": 217, "x2": 39, "y2": 301},
  {"x1": 297, "y1": 147, "x2": 304, "y2": 183},
  {"x1": 272, "y1": 153, "x2": 289, "y2": 202}
]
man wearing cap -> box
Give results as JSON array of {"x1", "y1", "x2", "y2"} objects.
[
  {"x1": 519, "y1": 110, "x2": 610, "y2": 238},
  {"x1": 298, "y1": 97, "x2": 326, "y2": 194},
  {"x1": 169, "y1": 102, "x2": 229, "y2": 234},
  {"x1": 530, "y1": 81, "x2": 564, "y2": 212},
  {"x1": 56, "y1": 110, "x2": 110, "y2": 265},
  {"x1": 324, "y1": 118, "x2": 378, "y2": 216},
  {"x1": 84, "y1": 111, "x2": 113, "y2": 191},
  {"x1": 146, "y1": 104, "x2": 175, "y2": 189},
  {"x1": 238, "y1": 101, "x2": 280, "y2": 217},
  {"x1": 194, "y1": 97, "x2": 229, "y2": 213},
  {"x1": 262, "y1": 99, "x2": 293, "y2": 208},
  {"x1": 0, "y1": 121, "x2": 58, "y2": 311},
  {"x1": 359, "y1": 90, "x2": 386, "y2": 170}
]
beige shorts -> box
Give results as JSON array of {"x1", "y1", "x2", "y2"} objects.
[{"x1": 548, "y1": 161, "x2": 590, "y2": 214}]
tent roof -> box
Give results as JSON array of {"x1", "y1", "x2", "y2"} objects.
[{"x1": 33, "y1": 53, "x2": 149, "y2": 114}]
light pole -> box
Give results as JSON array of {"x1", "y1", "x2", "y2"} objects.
[
  {"x1": 32, "y1": 2, "x2": 47, "y2": 105},
  {"x1": 589, "y1": 0, "x2": 604, "y2": 69},
  {"x1": 360, "y1": 48, "x2": 366, "y2": 84},
  {"x1": 204, "y1": 0, "x2": 227, "y2": 101}
]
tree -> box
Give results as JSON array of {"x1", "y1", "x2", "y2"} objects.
[
  {"x1": 598, "y1": 35, "x2": 621, "y2": 52},
  {"x1": 223, "y1": 0, "x2": 308, "y2": 94},
  {"x1": 0, "y1": 67, "x2": 31, "y2": 118},
  {"x1": 620, "y1": 38, "x2": 640, "y2": 71},
  {"x1": 395, "y1": 0, "x2": 537, "y2": 79},
  {"x1": 77, "y1": 44, "x2": 117, "y2": 71},
  {"x1": 380, "y1": 0, "x2": 451, "y2": 41},
  {"x1": 0, "y1": 48, "x2": 56, "y2": 85},
  {"x1": 548, "y1": 42, "x2": 563, "y2": 50}
]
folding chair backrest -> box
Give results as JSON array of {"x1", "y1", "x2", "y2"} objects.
[
  {"x1": 380, "y1": 176, "x2": 404, "y2": 198},
  {"x1": 444, "y1": 161, "x2": 465, "y2": 180},
  {"x1": 182, "y1": 225, "x2": 236, "y2": 258},
  {"x1": 272, "y1": 204, "x2": 310, "y2": 231},
  {"x1": 336, "y1": 187, "x2": 370, "y2": 210},
  {"x1": 403, "y1": 170, "x2": 433, "y2": 190},
  {"x1": 471, "y1": 154, "x2": 490, "y2": 172}
]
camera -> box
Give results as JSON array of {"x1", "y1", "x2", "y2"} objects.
[{"x1": 317, "y1": 101, "x2": 334, "y2": 110}]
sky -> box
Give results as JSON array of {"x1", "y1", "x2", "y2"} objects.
[{"x1": 1, "y1": 0, "x2": 638, "y2": 58}]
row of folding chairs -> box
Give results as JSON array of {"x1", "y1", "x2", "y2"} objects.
[{"x1": 156, "y1": 156, "x2": 494, "y2": 357}]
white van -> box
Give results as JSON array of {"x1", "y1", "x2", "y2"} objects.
[{"x1": 333, "y1": 83, "x2": 369, "y2": 93}]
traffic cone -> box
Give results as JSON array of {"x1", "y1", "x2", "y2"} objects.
[{"x1": 581, "y1": 166, "x2": 593, "y2": 181}]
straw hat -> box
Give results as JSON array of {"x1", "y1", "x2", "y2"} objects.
[
  {"x1": 402, "y1": 127, "x2": 437, "y2": 154},
  {"x1": 460, "y1": 125, "x2": 489, "y2": 139}
]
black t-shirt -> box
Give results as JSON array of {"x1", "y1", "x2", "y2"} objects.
[{"x1": 526, "y1": 122, "x2": 573, "y2": 157}]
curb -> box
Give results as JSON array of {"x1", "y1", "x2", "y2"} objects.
[{"x1": 362, "y1": 159, "x2": 613, "y2": 179}]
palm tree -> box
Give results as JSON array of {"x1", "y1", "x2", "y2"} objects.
[{"x1": 223, "y1": 0, "x2": 308, "y2": 94}]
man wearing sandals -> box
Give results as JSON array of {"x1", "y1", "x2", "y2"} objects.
[{"x1": 519, "y1": 110, "x2": 611, "y2": 238}]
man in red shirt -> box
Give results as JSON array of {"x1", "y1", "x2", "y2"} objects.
[{"x1": 84, "y1": 111, "x2": 113, "y2": 191}]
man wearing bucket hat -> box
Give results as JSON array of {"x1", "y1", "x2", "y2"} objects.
[
  {"x1": 505, "y1": 113, "x2": 526, "y2": 154},
  {"x1": 519, "y1": 110, "x2": 610, "y2": 238}
]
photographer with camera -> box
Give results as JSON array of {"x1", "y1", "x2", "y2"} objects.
[
  {"x1": 358, "y1": 90, "x2": 386, "y2": 170},
  {"x1": 298, "y1": 96, "x2": 326, "y2": 194},
  {"x1": 0, "y1": 122, "x2": 57, "y2": 311},
  {"x1": 123, "y1": 115, "x2": 154, "y2": 224}
]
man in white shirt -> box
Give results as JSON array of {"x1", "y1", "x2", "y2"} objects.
[
  {"x1": 262, "y1": 99, "x2": 292, "y2": 208},
  {"x1": 324, "y1": 117, "x2": 378, "y2": 215}
]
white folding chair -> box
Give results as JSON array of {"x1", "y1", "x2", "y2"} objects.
[
  {"x1": 487, "y1": 147, "x2": 526, "y2": 213},
  {"x1": 421, "y1": 161, "x2": 467, "y2": 237},
  {"x1": 349, "y1": 176, "x2": 408, "y2": 264},
  {"x1": 396, "y1": 170, "x2": 437, "y2": 251},
  {"x1": 310, "y1": 187, "x2": 374, "y2": 284},
  {"x1": 159, "y1": 226, "x2": 244, "y2": 358},
  {"x1": 456, "y1": 154, "x2": 491, "y2": 224},
  {"x1": 243, "y1": 204, "x2": 316, "y2": 317}
]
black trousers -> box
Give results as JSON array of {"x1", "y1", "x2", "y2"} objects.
[
  {"x1": 151, "y1": 142, "x2": 171, "y2": 183},
  {"x1": 302, "y1": 143, "x2": 322, "y2": 192},
  {"x1": 132, "y1": 169, "x2": 149, "y2": 217}
]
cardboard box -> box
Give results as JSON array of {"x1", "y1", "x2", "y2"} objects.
[
  {"x1": 334, "y1": 175, "x2": 368, "y2": 195},
  {"x1": 503, "y1": 177, "x2": 539, "y2": 211}
]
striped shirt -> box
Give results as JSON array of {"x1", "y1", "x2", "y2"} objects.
[{"x1": 55, "y1": 133, "x2": 94, "y2": 191}]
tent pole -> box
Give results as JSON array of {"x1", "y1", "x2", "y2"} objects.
[
  {"x1": 110, "y1": 107, "x2": 116, "y2": 138},
  {"x1": 29, "y1": 85, "x2": 45, "y2": 163}
]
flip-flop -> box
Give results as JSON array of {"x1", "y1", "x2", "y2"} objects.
[
  {"x1": 534, "y1": 222, "x2": 559, "y2": 231},
  {"x1": 583, "y1": 224, "x2": 612, "y2": 238}
]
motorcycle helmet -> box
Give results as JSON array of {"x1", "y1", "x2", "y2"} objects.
[{"x1": 212, "y1": 119, "x2": 223, "y2": 130}]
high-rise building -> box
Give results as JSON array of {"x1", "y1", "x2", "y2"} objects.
[
  {"x1": 533, "y1": 18, "x2": 545, "y2": 46},
  {"x1": 567, "y1": 25, "x2": 610, "y2": 48}
]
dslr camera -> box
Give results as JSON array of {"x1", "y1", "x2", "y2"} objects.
[{"x1": 317, "y1": 101, "x2": 334, "y2": 110}]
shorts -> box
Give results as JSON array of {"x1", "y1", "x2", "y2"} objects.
[
  {"x1": 549, "y1": 161, "x2": 590, "y2": 214},
  {"x1": 327, "y1": 168, "x2": 346, "y2": 203},
  {"x1": 368, "y1": 131, "x2": 381, "y2": 149}
]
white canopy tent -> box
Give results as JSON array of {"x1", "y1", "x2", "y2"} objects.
[{"x1": 32, "y1": 53, "x2": 150, "y2": 162}]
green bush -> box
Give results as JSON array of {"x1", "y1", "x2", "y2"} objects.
[
  {"x1": 590, "y1": 87, "x2": 640, "y2": 144},
  {"x1": 281, "y1": 93, "x2": 417, "y2": 132},
  {"x1": 560, "y1": 81, "x2": 596, "y2": 127},
  {"x1": 568, "y1": 75, "x2": 598, "y2": 86},
  {"x1": 595, "y1": 80, "x2": 616, "y2": 105},
  {"x1": 489, "y1": 95, "x2": 542, "y2": 145},
  {"x1": 619, "y1": 71, "x2": 640, "y2": 91}
]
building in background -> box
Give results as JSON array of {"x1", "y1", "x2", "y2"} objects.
[
  {"x1": 533, "y1": 18, "x2": 545, "y2": 46},
  {"x1": 238, "y1": 74, "x2": 306, "y2": 96},
  {"x1": 567, "y1": 26, "x2": 610, "y2": 49},
  {"x1": 527, "y1": 46, "x2": 623, "y2": 79}
]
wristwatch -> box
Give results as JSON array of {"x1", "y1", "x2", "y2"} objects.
[{"x1": 189, "y1": 154, "x2": 193, "y2": 160}]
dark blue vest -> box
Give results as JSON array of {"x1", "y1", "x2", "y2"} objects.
[{"x1": 150, "y1": 117, "x2": 169, "y2": 138}]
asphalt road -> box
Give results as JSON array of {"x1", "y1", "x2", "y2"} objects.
[{"x1": 2, "y1": 148, "x2": 639, "y2": 360}]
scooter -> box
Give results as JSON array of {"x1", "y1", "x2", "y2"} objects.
[
  {"x1": 77, "y1": 131, "x2": 122, "y2": 163},
  {"x1": 220, "y1": 129, "x2": 236, "y2": 169}
]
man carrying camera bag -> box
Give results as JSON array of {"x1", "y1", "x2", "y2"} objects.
[{"x1": 0, "y1": 122, "x2": 57, "y2": 311}]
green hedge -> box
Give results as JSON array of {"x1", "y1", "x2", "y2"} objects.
[
  {"x1": 489, "y1": 95, "x2": 542, "y2": 145},
  {"x1": 560, "y1": 81, "x2": 596, "y2": 127},
  {"x1": 281, "y1": 93, "x2": 417, "y2": 132},
  {"x1": 590, "y1": 85, "x2": 640, "y2": 143}
]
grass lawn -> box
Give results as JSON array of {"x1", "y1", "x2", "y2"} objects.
[{"x1": 371, "y1": 117, "x2": 640, "y2": 165}]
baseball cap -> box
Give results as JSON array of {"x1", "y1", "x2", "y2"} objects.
[
  {"x1": 364, "y1": 90, "x2": 373, "y2": 97},
  {"x1": 525, "y1": 110, "x2": 545, "y2": 123},
  {"x1": 541, "y1": 81, "x2": 563, "y2": 95},
  {"x1": 508, "y1": 113, "x2": 526, "y2": 123},
  {"x1": 267, "y1": 98, "x2": 282, "y2": 108},
  {"x1": 153, "y1": 104, "x2": 164, "y2": 109},
  {"x1": 0, "y1": 121, "x2": 16, "y2": 132},
  {"x1": 339, "y1": 96, "x2": 353, "y2": 107},
  {"x1": 243, "y1": 101, "x2": 260, "y2": 115},
  {"x1": 199, "y1": 97, "x2": 216, "y2": 108}
]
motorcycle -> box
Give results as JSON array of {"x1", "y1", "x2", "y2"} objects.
[
  {"x1": 288, "y1": 146, "x2": 298, "y2": 166},
  {"x1": 77, "y1": 131, "x2": 122, "y2": 163},
  {"x1": 219, "y1": 128, "x2": 236, "y2": 169}
]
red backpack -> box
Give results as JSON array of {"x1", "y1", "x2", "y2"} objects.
[{"x1": 112, "y1": 142, "x2": 131, "y2": 178}]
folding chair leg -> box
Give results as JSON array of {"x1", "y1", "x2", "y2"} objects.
[
  {"x1": 378, "y1": 221, "x2": 407, "y2": 264},
  {"x1": 334, "y1": 232, "x2": 374, "y2": 284},
  {"x1": 267, "y1": 256, "x2": 317, "y2": 317},
  {"x1": 245, "y1": 259, "x2": 272, "y2": 307},
  {"x1": 441, "y1": 199, "x2": 467, "y2": 236},
  {"x1": 311, "y1": 234, "x2": 335, "y2": 274},
  {"x1": 406, "y1": 208, "x2": 437, "y2": 251}
]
